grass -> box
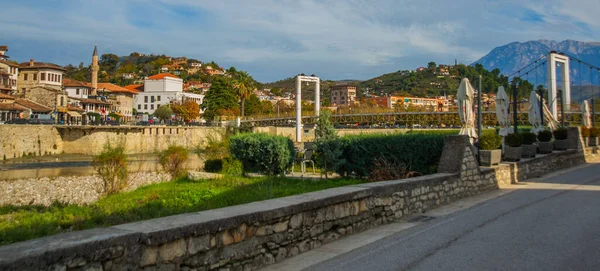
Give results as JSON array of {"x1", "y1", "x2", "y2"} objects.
[{"x1": 0, "y1": 176, "x2": 364, "y2": 245}]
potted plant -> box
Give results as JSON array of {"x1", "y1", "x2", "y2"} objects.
[
  {"x1": 504, "y1": 133, "x2": 522, "y2": 162},
  {"x1": 553, "y1": 127, "x2": 569, "y2": 150},
  {"x1": 521, "y1": 132, "x2": 537, "y2": 158},
  {"x1": 590, "y1": 127, "x2": 599, "y2": 147},
  {"x1": 537, "y1": 130, "x2": 554, "y2": 154},
  {"x1": 581, "y1": 126, "x2": 591, "y2": 146},
  {"x1": 479, "y1": 130, "x2": 502, "y2": 166}
]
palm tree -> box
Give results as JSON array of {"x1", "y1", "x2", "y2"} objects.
[{"x1": 233, "y1": 71, "x2": 255, "y2": 117}]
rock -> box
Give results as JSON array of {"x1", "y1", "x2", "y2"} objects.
[
  {"x1": 273, "y1": 221, "x2": 288, "y2": 233},
  {"x1": 188, "y1": 235, "x2": 210, "y2": 255},
  {"x1": 158, "y1": 239, "x2": 187, "y2": 263},
  {"x1": 220, "y1": 230, "x2": 235, "y2": 246},
  {"x1": 141, "y1": 246, "x2": 158, "y2": 267},
  {"x1": 289, "y1": 213, "x2": 303, "y2": 229}
]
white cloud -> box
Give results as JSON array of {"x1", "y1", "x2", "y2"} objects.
[{"x1": 1, "y1": 0, "x2": 598, "y2": 81}]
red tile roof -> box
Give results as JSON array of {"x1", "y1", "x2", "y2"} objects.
[
  {"x1": 14, "y1": 99, "x2": 53, "y2": 113},
  {"x1": 124, "y1": 84, "x2": 144, "y2": 92},
  {"x1": 96, "y1": 83, "x2": 135, "y2": 93},
  {"x1": 70, "y1": 97, "x2": 111, "y2": 105},
  {"x1": 0, "y1": 60, "x2": 19, "y2": 67},
  {"x1": 148, "y1": 73, "x2": 179, "y2": 80},
  {"x1": 67, "y1": 105, "x2": 85, "y2": 112},
  {"x1": 0, "y1": 93, "x2": 15, "y2": 100},
  {"x1": 19, "y1": 61, "x2": 66, "y2": 71},
  {"x1": 0, "y1": 103, "x2": 26, "y2": 111},
  {"x1": 63, "y1": 78, "x2": 91, "y2": 88}
]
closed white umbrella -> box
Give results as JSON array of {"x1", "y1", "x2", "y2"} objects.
[
  {"x1": 529, "y1": 91, "x2": 543, "y2": 134},
  {"x1": 457, "y1": 78, "x2": 477, "y2": 142},
  {"x1": 495, "y1": 86, "x2": 513, "y2": 136},
  {"x1": 581, "y1": 100, "x2": 591, "y2": 128},
  {"x1": 541, "y1": 97, "x2": 559, "y2": 130}
]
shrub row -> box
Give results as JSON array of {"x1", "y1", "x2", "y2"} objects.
[
  {"x1": 229, "y1": 133, "x2": 296, "y2": 175},
  {"x1": 334, "y1": 133, "x2": 445, "y2": 177}
]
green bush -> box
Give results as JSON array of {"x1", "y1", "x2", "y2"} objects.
[
  {"x1": 405, "y1": 129, "x2": 459, "y2": 135},
  {"x1": 92, "y1": 144, "x2": 128, "y2": 196},
  {"x1": 521, "y1": 132, "x2": 538, "y2": 145},
  {"x1": 479, "y1": 130, "x2": 502, "y2": 150},
  {"x1": 553, "y1": 127, "x2": 568, "y2": 140},
  {"x1": 591, "y1": 127, "x2": 600, "y2": 138},
  {"x1": 229, "y1": 133, "x2": 296, "y2": 175},
  {"x1": 505, "y1": 133, "x2": 523, "y2": 147},
  {"x1": 581, "y1": 127, "x2": 591, "y2": 137},
  {"x1": 204, "y1": 159, "x2": 223, "y2": 172},
  {"x1": 335, "y1": 133, "x2": 444, "y2": 178},
  {"x1": 158, "y1": 145, "x2": 189, "y2": 178},
  {"x1": 537, "y1": 130, "x2": 553, "y2": 142}
]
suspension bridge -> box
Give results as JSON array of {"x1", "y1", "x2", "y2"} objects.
[{"x1": 241, "y1": 51, "x2": 600, "y2": 128}]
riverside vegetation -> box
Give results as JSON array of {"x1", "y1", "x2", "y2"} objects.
[{"x1": 0, "y1": 123, "x2": 470, "y2": 245}]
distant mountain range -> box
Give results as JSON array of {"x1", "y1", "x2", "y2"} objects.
[{"x1": 472, "y1": 40, "x2": 600, "y2": 79}]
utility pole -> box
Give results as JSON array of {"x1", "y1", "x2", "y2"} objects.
[
  {"x1": 477, "y1": 75, "x2": 482, "y2": 165},
  {"x1": 512, "y1": 79, "x2": 518, "y2": 133},
  {"x1": 539, "y1": 88, "x2": 544, "y2": 127}
]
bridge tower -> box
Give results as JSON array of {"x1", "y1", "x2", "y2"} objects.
[
  {"x1": 547, "y1": 51, "x2": 571, "y2": 118},
  {"x1": 295, "y1": 74, "x2": 320, "y2": 143}
]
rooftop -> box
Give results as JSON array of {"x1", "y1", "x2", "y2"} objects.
[
  {"x1": 63, "y1": 78, "x2": 91, "y2": 88},
  {"x1": 0, "y1": 93, "x2": 15, "y2": 100},
  {"x1": 0, "y1": 103, "x2": 26, "y2": 111},
  {"x1": 19, "y1": 60, "x2": 66, "y2": 71},
  {"x1": 14, "y1": 98, "x2": 53, "y2": 113},
  {"x1": 148, "y1": 73, "x2": 179, "y2": 80}
]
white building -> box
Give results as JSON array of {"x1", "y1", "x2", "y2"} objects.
[
  {"x1": 133, "y1": 73, "x2": 183, "y2": 114},
  {"x1": 63, "y1": 78, "x2": 93, "y2": 99},
  {"x1": 0, "y1": 46, "x2": 18, "y2": 93},
  {"x1": 180, "y1": 92, "x2": 204, "y2": 113}
]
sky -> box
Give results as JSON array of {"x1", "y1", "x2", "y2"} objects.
[{"x1": 1, "y1": 0, "x2": 599, "y2": 82}]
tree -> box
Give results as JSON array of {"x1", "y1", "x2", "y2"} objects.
[
  {"x1": 172, "y1": 100, "x2": 200, "y2": 122},
  {"x1": 244, "y1": 94, "x2": 262, "y2": 116},
  {"x1": 428, "y1": 61, "x2": 437, "y2": 70},
  {"x1": 154, "y1": 105, "x2": 173, "y2": 122},
  {"x1": 314, "y1": 110, "x2": 343, "y2": 180},
  {"x1": 201, "y1": 77, "x2": 238, "y2": 121},
  {"x1": 233, "y1": 71, "x2": 255, "y2": 117},
  {"x1": 100, "y1": 54, "x2": 120, "y2": 73},
  {"x1": 270, "y1": 87, "x2": 282, "y2": 96}
]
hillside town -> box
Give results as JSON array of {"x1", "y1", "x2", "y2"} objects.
[{"x1": 0, "y1": 44, "x2": 490, "y2": 125}]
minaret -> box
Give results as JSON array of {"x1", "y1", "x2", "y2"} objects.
[{"x1": 91, "y1": 44, "x2": 99, "y2": 96}]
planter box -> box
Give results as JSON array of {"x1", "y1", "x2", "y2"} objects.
[
  {"x1": 504, "y1": 146, "x2": 522, "y2": 162},
  {"x1": 587, "y1": 137, "x2": 598, "y2": 147},
  {"x1": 538, "y1": 142, "x2": 553, "y2": 154},
  {"x1": 522, "y1": 144, "x2": 537, "y2": 158},
  {"x1": 480, "y1": 149, "x2": 502, "y2": 166},
  {"x1": 554, "y1": 139, "x2": 569, "y2": 150}
]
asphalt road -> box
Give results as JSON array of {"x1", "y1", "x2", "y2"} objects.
[{"x1": 306, "y1": 163, "x2": 600, "y2": 271}]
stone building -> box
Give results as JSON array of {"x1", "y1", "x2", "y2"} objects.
[
  {"x1": 17, "y1": 59, "x2": 65, "y2": 96},
  {"x1": 98, "y1": 83, "x2": 138, "y2": 121},
  {"x1": 330, "y1": 84, "x2": 357, "y2": 106},
  {"x1": 0, "y1": 46, "x2": 19, "y2": 94},
  {"x1": 63, "y1": 78, "x2": 93, "y2": 99}
]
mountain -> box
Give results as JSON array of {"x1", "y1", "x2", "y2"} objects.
[{"x1": 473, "y1": 40, "x2": 600, "y2": 79}]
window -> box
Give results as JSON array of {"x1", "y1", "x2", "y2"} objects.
[
  {"x1": 41, "y1": 73, "x2": 46, "y2": 81},
  {"x1": 60, "y1": 97, "x2": 64, "y2": 106},
  {"x1": 157, "y1": 96, "x2": 161, "y2": 101},
  {"x1": 138, "y1": 104, "x2": 141, "y2": 110},
  {"x1": 50, "y1": 74, "x2": 53, "y2": 81},
  {"x1": 144, "y1": 96, "x2": 148, "y2": 103},
  {"x1": 76, "y1": 89, "x2": 80, "y2": 95},
  {"x1": 151, "y1": 96, "x2": 155, "y2": 103},
  {"x1": 151, "y1": 104, "x2": 154, "y2": 110},
  {"x1": 144, "y1": 105, "x2": 148, "y2": 110},
  {"x1": 57, "y1": 75, "x2": 61, "y2": 82},
  {"x1": 33, "y1": 74, "x2": 37, "y2": 81},
  {"x1": 24, "y1": 74, "x2": 28, "y2": 81}
]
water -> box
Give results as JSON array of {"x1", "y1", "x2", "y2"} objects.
[{"x1": 0, "y1": 153, "x2": 204, "y2": 180}]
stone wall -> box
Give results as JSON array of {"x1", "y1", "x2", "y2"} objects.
[
  {"x1": 0, "y1": 171, "x2": 172, "y2": 206},
  {"x1": 0, "y1": 135, "x2": 596, "y2": 271},
  {"x1": 0, "y1": 125, "x2": 63, "y2": 159},
  {"x1": 0, "y1": 125, "x2": 225, "y2": 159}
]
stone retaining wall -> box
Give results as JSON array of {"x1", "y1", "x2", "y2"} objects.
[
  {"x1": 0, "y1": 134, "x2": 596, "y2": 271},
  {"x1": 0, "y1": 172, "x2": 172, "y2": 206},
  {"x1": 0, "y1": 125, "x2": 225, "y2": 159}
]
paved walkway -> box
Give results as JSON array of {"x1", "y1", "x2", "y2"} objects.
[{"x1": 264, "y1": 163, "x2": 600, "y2": 271}]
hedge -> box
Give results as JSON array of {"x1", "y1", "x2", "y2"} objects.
[
  {"x1": 229, "y1": 133, "x2": 296, "y2": 175},
  {"x1": 335, "y1": 133, "x2": 445, "y2": 178}
]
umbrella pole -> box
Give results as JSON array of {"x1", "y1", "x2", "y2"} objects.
[
  {"x1": 477, "y1": 75, "x2": 482, "y2": 165},
  {"x1": 539, "y1": 89, "x2": 544, "y2": 128},
  {"x1": 512, "y1": 80, "x2": 519, "y2": 133}
]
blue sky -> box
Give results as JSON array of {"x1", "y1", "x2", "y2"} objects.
[{"x1": 1, "y1": 0, "x2": 598, "y2": 82}]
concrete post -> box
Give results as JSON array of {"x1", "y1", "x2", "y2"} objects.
[
  {"x1": 296, "y1": 75, "x2": 302, "y2": 143},
  {"x1": 315, "y1": 79, "x2": 320, "y2": 117},
  {"x1": 548, "y1": 54, "x2": 557, "y2": 119}
]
